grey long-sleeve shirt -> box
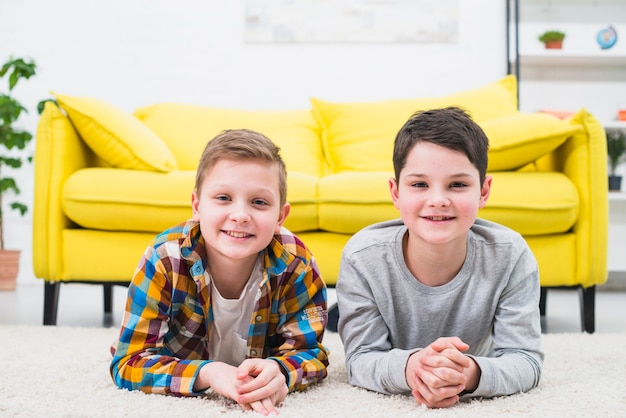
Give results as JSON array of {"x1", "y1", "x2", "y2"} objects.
[{"x1": 336, "y1": 218, "x2": 543, "y2": 398}]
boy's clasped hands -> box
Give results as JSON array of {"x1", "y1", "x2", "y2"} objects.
[
  {"x1": 406, "y1": 337, "x2": 480, "y2": 409},
  {"x1": 197, "y1": 358, "x2": 288, "y2": 416}
]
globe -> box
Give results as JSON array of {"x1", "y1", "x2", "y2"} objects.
[{"x1": 597, "y1": 25, "x2": 617, "y2": 50}]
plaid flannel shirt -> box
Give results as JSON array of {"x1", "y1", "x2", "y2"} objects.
[{"x1": 110, "y1": 220, "x2": 329, "y2": 396}]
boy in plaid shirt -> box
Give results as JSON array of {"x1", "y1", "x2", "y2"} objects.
[{"x1": 110, "y1": 129, "x2": 328, "y2": 415}]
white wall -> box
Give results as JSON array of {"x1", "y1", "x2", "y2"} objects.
[{"x1": 0, "y1": 0, "x2": 513, "y2": 283}]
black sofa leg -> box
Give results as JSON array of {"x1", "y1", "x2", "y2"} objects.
[
  {"x1": 539, "y1": 287, "x2": 547, "y2": 316},
  {"x1": 579, "y1": 285, "x2": 596, "y2": 334},
  {"x1": 103, "y1": 284, "x2": 115, "y2": 327},
  {"x1": 43, "y1": 282, "x2": 60, "y2": 326},
  {"x1": 539, "y1": 287, "x2": 547, "y2": 333},
  {"x1": 104, "y1": 284, "x2": 113, "y2": 314},
  {"x1": 327, "y1": 303, "x2": 340, "y2": 333}
]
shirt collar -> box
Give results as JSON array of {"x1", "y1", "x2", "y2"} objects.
[{"x1": 181, "y1": 220, "x2": 294, "y2": 278}]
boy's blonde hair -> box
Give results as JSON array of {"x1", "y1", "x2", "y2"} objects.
[{"x1": 195, "y1": 129, "x2": 288, "y2": 206}]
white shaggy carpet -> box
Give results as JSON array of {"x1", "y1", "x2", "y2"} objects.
[{"x1": 1, "y1": 325, "x2": 625, "y2": 417}]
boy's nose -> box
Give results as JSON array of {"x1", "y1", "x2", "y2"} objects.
[
  {"x1": 428, "y1": 190, "x2": 451, "y2": 206},
  {"x1": 230, "y1": 203, "x2": 251, "y2": 223}
]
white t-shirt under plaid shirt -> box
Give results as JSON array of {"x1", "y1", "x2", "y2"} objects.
[{"x1": 207, "y1": 256, "x2": 263, "y2": 366}]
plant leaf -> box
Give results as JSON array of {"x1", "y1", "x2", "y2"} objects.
[
  {"x1": 0, "y1": 177, "x2": 19, "y2": 194},
  {"x1": 0, "y1": 155, "x2": 23, "y2": 168},
  {"x1": 10, "y1": 202, "x2": 28, "y2": 216}
]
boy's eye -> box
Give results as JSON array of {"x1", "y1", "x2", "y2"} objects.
[
  {"x1": 215, "y1": 195, "x2": 230, "y2": 201},
  {"x1": 411, "y1": 182, "x2": 428, "y2": 188},
  {"x1": 252, "y1": 199, "x2": 269, "y2": 206},
  {"x1": 450, "y1": 182, "x2": 467, "y2": 188}
]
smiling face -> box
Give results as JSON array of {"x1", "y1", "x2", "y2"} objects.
[
  {"x1": 389, "y1": 141, "x2": 491, "y2": 249},
  {"x1": 192, "y1": 158, "x2": 290, "y2": 265}
]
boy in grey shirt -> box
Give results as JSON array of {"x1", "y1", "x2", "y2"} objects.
[{"x1": 337, "y1": 107, "x2": 543, "y2": 408}]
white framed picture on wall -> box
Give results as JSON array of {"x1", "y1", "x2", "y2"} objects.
[{"x1": 245, "y1": 0, "x2": 459, "y2": 43}]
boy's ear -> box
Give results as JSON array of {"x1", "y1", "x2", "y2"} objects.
[
  {"x1": 389, "y1": 177, "x2": 401, "y2": 209},
  {"x1": 479, "y1": 176, "x2": 492, "y2": 208},
  {"x1": 275, "y1": 202, "x2": 291, "y2": 233},
  {"x1": 191, "y1": 190, "x2": 201, "y2": 222}
]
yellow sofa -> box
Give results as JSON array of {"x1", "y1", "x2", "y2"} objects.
[{"x1": 33, "y1": 76, "x2": 608, "y2": 331}]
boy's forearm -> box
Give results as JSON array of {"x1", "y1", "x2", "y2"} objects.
[
  {"x1": 270, "y1": 345, "x2": 329, "y2": 392},
  {"x1": 463, "y1": 357, "x2": 481, "y2": 393},
  {"x1": 111, "y1": 349, "x2": 211, "y2": 396},
  {"x1": 193, "y1": 361, "x2": 218, "y2": 392}
]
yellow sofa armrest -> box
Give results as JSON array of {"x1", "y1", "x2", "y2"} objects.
[
  {"x1": 536, "y1": 109, "x2": 608, "y2": 287},
  {"x1": 32, "y1": 102, "x2": 96, "y2": 281}
]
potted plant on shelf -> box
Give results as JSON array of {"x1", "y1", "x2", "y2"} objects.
[
  {"x1": 0, "y1": 56, "x2": 37, "y2": 290},
  {"x1": 607, "y1": 128, "x2": 626, "y2": 192},
  {"x1": 538, "y1": 30, "x2": 566, "y2": 49}
]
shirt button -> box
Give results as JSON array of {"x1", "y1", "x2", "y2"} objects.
[{"x1": 255, "y1": 315, "x2": 263, "y2": 322}]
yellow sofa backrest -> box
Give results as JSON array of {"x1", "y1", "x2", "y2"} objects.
[
  {"x1": 311, "y1": 75, "x2": 579, "y2": 174},
  {"x1": 134, "y1": 104, "x2": 325, "y2": 178},
  {"x1": 51, "y1": 92, "x2": 325, "y2": 178},
  {"x1": 52, "y1": 75, "x2": 579, "y2": 183}
]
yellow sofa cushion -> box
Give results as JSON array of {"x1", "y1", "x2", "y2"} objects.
[
  {"x1": 318, "y1": 172, "x2": 397, "y2": 233},
  {"x1": 311, "y1": 75, "x2": 520, "y2": 173},
  {"x1": 62, "y1": 168, "x2": 318, "y2": 234},
  {"x1": 316, "y1": 170, "x2": 578, "y2": 236},
  {"x1": 134, "y1": 103, "x2": 324, "y2": 178},
  {"x1": 481, "y1": 171, "x2": 578, "y2": 235},
  {"x1": 53, "y1": 93, "x2": 177, "y2": 172},
  {"x1": 482, "y1": 113, "x2": 580, "y2": 171}
]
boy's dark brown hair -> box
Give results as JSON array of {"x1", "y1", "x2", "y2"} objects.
[
  {"x1": 392, "y1": 107, "x2": 489, "y2": 185},
  {"x1": 195, "y1": 129, "x2": 288, "y2": 206}
]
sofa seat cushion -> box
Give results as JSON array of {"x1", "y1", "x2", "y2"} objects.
[
  {"x1": 482, "y1": 171, "x2": 578, "y2": 236},
  {"x1": 133, "y1": 103, "x2": 325, "y2": 178},
  {"x1": 318, "y1": 171, "x2": 578, "y2": 236},
  {"x1": 318, "y1": 172, "x2": 397, "y2": 233},
  {"x1": 62, "y1": 168, "x2": 319, "y2": 234}
]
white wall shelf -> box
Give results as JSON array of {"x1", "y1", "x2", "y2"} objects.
[
  {"x1": 507, "y1": 0, "x2": 626, "y2": 122},
  {"x1": 514, "y1": 51, "x2": 626, "y2": 67},
  {"x1": 604, "y1": 121, "x2": 626, "y2": 129},
  {"x1": 608, "y1": 192, "x2": 626, "y2": 201}
]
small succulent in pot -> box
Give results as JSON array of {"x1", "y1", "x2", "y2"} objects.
[{"x1": 538, "y1": 30, "x2": 566, "y2": 49}]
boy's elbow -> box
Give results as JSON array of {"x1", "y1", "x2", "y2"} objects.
[
  {"x1": 110, "y1": 358, "x2": 138, "y2": 392},
  {"x1": 516, "y1": 352, "x2": 543, "y2": 394},
  {"x1": 110, "y1": 364, "x2": 126, "y2": 390},
  {"x1": 530, "y1": 356, "x2": 543, "y2": 390}
]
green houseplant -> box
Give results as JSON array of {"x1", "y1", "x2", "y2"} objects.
[
  {"x1": 538, "y1": 30, "x2": 566, "y2": 49},
  {"x1": 607, "y1": 128, "x2": 626, "y2": 191},
  {"x1": 0, "y1": 56, "x2": 37, "y2": 290}
]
